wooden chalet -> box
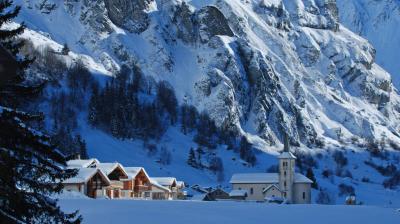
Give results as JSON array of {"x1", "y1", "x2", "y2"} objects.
[
  {"x1": 63, "y1": 159, "x2": 185, "y2": 200},
  {"x1": 95, "y1": 163, "x2": 129, "y2": 198},
  {"x1": 63, "y1": 168, "x2": 111, "y2": 198},
  {"x1": 123, "y1": 167, "x2": 152, "y2": 198}
]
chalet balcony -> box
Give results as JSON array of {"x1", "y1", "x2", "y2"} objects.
[
  {"x1": 134, "y1": 185, "x2": 151, "y2": 192},
  {"x1": 110, "y1": 181, "x2": 124, "y2": 188}
]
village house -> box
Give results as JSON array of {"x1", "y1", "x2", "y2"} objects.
[
  {"x1": 63, "y1": 168, "x2": 111, "y2": 198},
  {"x1": 123, "y1": 167, "x2": 152, "y2": 198},
  {"x1": 150, "y1": 179, "x2": 172, "y2": 200},
  {"x1": 151, "y1": 177, "x2": 185, "y2": 199},
  {"x1": 62, "y1": 159, "x2": 184, "y2": 200},
  {"x1": 229, "y1": 138, "x2": 313, "y2": 204}
]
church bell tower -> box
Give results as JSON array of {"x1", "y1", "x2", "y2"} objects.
[{"x1": 278, "y1": 134, "x2": 296, "y2": 203}]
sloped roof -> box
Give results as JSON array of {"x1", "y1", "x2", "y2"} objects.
[
  {"x1": 230, "y1": 173, "x2": 279, "y2": 184},
  {"x1": 96, "y1": 163, "x2": 128, "y2": 177},
  {"x1": 63, "y1": 168, "x2": 110, "y2": 184},
  {"x1": 262, "y1": 184, "x2": 282, "y2": 193},
  {"x1": 191, "y1": 194, "x2": 209, "y2": 201},
  {"x1": 294, "y1": 173, "x2": 313, "y2": 183},
  {"x1": 66, "y1": 159, "x2": 99, "y2": 168},
  {"x1": 229, "y1": 189, "x2": 248, "y2": 197},
  {"x1": 151, "y1": 177, "x2": 177, "y2": 186},
  {"x1": 150, "y1": 178, "x2": 171, "y2": 192},
  {"x1": 176, "y1": 181, "x2": 185, "y2": 188},
  {"x1": 278, "y1": 151, "x2": 296, "y2": 159},
  {"x1": 124, "y1": 167, "x2": 150, "y2": 180},
  {"x1": 230, "y1": 173, "x2": 313, "y2": 184}
]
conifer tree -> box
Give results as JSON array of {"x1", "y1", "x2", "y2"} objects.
[
  {"x1": 187, "y1": 147, "x2": 197, "y2": 168},
  {"x1": 0, "y1": 109, "x2": 81, "y2": 224},
  {"x1": 306, "y1": 168, "x2": 318, "y2": 189},
  {"x1": 0, "y1": 0, "x2": 31, "y2": 69},
  {"x1": 0, "y1": 1, "x2": 80, "y2": 222}
]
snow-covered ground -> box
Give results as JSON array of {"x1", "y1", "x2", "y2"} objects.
[{"x1": 59, "y1": 199, "x2": 400, "y2": 224}]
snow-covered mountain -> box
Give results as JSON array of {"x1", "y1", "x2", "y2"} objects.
[
  {"x1": 18, "y1": 0, "x2": 400, "y2": 147},
  {"x1": 14, "y1": 0, "x2": 400, "y2": 205},
  {"x1": 337, "y1": 0, "x2": 400, "y2": 89}
]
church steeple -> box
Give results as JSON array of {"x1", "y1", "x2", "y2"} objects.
[
  {"x1": 283, "y1": 133, "x2": 290, "y2": 152},
  {"x1": 278, "y1": 133, "x2": 296, "y2": 203}
]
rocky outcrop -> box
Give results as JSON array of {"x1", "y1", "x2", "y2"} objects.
[
  {"x1": 104, "y1": 0, "x2": 153, "y2": 33},
  {"x1": 171, "y1": 2, "x2": 196, "y2": 43},
  {"x1": 196, "y1": 6, "x2": 234, "y2": 43}
]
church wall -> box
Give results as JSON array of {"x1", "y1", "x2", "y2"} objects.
[
  {"x1": 232, "y1": 183, "x2": 276, "y2": 201},
  {"x1": 293, "y1": 183, "x2": 311, "y2": 204}
]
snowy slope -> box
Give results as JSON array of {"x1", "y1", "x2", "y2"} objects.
[
  {"x1": 337, "y1": 0, "x2": 400, "y2": 88},
  {"x1": 13, "y1": 0, "x2": 400, "y2": 206}
]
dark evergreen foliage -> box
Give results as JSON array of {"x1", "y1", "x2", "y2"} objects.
[
  {"x1": 0, "y1": 2, "x2": 81, "y2": 222},
  {"x1": 306, "y1": 168, "x2": 318, "y2": 189},
  {"x1": 61, "y1": 43, "x2": 69, "y2": 55},
  {"x1": 239, "y1": 136, "x2": 256, "y2": 166},
  {"x1": 194, "y1": 112, "x2": 218, "y2": 149},
  {"x1": 0, "y1": 0, "x2": 32, "y2": 69},
  {"x1": 187, "y1": 147, "x2": 197, "y2": 167},
  {"x1": 156, "y1": 81, "x2": 178, "y2": 124},
  {"x1": 0, "y1": 108, "x2": 81, "y2": 224}
]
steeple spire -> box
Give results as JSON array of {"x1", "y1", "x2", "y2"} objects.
[{"x1": 283, "y1": 133, "x2": 290, "y2": 152}]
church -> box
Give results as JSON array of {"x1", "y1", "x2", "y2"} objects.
[{"x1": 229, "y1": 138, "x2": 313, "y2": 204}]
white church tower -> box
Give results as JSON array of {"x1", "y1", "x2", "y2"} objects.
[{"x1": 278, "y1": 134, "x2": 296, "y2": 203}]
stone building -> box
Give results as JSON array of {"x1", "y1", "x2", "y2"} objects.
[{"x1": 229, "y1": 138, "x2": 313, "y2": 204}]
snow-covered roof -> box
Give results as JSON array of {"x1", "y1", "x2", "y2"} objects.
[
  {"x1": 67, "y1": 159, "x2": 99, "y2": 168},
  {"x1": 294, "y1": 173, "x2": 313, "y2": 183},
  {"x1": 230, "y1": 173, "x2": 313, "y2": 184},
  {"x1": 63, "y1": 168, "x2": 110, "y2": 184},
  {"x1": 150, "y1": 178, "x2": 171, "y2": 192},
  {"x1": 229, "y1": 189, "x2": 248, "y2": 197},
  {"x1": 96, "y1": 163, "x2": 127, "y2": 176},
  {"x1": 176, "y1": 181, "x2": 185, "y2": 188},
  {"x1": 230, "y1": 173, "x2": 279, "y2": 184},
  {"x1": 278, "y1": 151, "x2": 296, "y2": 159},
  {"x1": 151, "y1": 177, "x2": 177, "y2": 186},
  {"x1": 191, "y1": 194, "x2": 208, "y2": 201},
  {"x1": 123, "y1": 167, "x2": 150, "y2": 180},
  {"x1": 263, "y1": 184, "x2": 281, "y2": 193}
]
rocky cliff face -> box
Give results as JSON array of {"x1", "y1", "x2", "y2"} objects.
[
  {"x1": 336, "y1": 0, "x2": 400, "y2": 89},
  {"x1": 16, "y1": 0, "x2": 400, "y2": 149}
]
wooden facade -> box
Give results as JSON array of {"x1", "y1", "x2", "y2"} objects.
[
  {"x1": 86, "y1": 172, "x2": 110, "y2": 198},
  {"x1": 134, "y1": 169, "x2": 151, "y2": 197}
]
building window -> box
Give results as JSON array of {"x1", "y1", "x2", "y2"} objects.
[
  {"x1": 238, "y1": 187, "x2": 241, "y2": 190},
  {"x1": 250, "y1": 188, "x2": 254, "y2": 195},
  {"x1": 284, "y1": 171, "x2": 286, "y2": 176},
  {"x1": 284, "y1": 181, "x2": 286, "y2": 187},
  {"x1": 303, "y1": 192, "x2": 306, "y2": 200}
]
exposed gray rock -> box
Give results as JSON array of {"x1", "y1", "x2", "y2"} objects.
[
  {"x1": 104, "y1": 0, "x2": 153, "y2": 33},
  {"x1": 35, "y1": 0, "x2": 57, "y2": 14},
  {"x1": 196, "y1": 6, "x2": 234, "y2": 43},
  {"x1": 171, "y1": 2, "x2": 196, "y2": 43}
]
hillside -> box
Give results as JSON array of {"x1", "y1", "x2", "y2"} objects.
[{"x1": 13, "y1": 0, "x2": 400, "y2": 206}]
